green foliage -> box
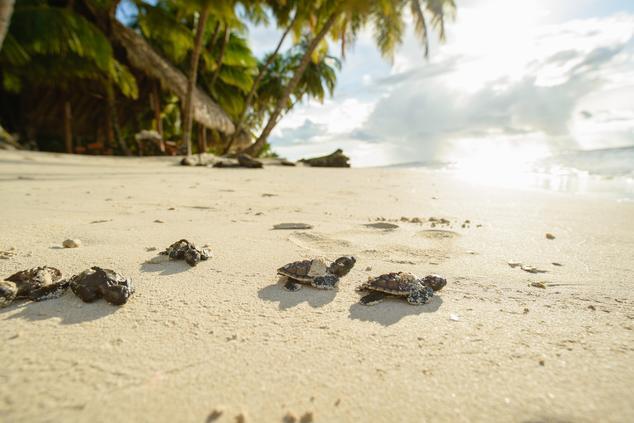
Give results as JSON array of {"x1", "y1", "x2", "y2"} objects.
[
  {"x1": 137, "y1": 3, "x2": 194, "y2": 62},
  {"x1": 0, "y1": 2, "x2": 138, "y2": 98},
  {"x1": 0, "y1": 0, "x2": 457, "y2": 155}
]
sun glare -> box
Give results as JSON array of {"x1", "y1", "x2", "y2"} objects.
[{"x1": 448, "y1": 136, "x2": 551, "y2": 189}]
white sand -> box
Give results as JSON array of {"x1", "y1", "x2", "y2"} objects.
[{"x1": 0, "y1": 151, "x2": 633, "y2": 422}]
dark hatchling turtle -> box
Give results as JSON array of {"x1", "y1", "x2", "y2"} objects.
[
  {"x1": 277, "y1": 256, "x2": 356, "y2": 291},
  {"x1": 356, "y1": 272, "x2": 447, "y2": 305},
  {"x1": 69, "y1": 267, "x2": 134, "y2": 305},
  {"x1": 160, "y1": 239, "x2": 210, "y2": 267},
  {"x1": 1, "y1": 266, "x2": 67, "y2": 307}
]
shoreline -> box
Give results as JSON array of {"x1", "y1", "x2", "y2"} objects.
[{"x1": 1, "y1": 151, "x2": 633, "y2": 422}]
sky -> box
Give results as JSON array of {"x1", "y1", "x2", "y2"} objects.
[{"x1": 247, "y1": 0, "x2": 634, "y2": 167}]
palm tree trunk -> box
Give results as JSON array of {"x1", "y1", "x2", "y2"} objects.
[
  {"x1": 242, "y1": 12, "x2": 337, "y2": 156},
  {"x1": 223, "y1": 12, "x2": 298, "y2": 155},
  {"x1": 197, "y1": 123, "x2": 206, "y2": 164},
  {"x1": 183, "y1": 6, "x2": 210, "y2": 157},
  {"x1": 209, "y1": 25, "x2": 229, "y2": 89},
  {"x1": 106, "y1": 81, "x2": 131, "y2": 156},
  {"x1": 0, "y1": 0, "x2": 15, "y2": 51},
  {"x1": 64, "y1": 101, "x2": 73, "y2": 153},
  {"x1": 150, "y1": 81, "x2": 165, "y2": 152}
]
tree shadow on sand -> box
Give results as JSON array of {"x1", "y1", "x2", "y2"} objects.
[
  {"x1": 0, "y1": 294, "x2": 119, "y2": 325},
  {"x1": 348, "y1": 295, "x2": 443, "y2": 326},
  {"x1": 139, "y1": 260, "x2": 193, "y2": 275},
  {"x1": 258, "y1": 280, "x2": 337, "y2": 310}
]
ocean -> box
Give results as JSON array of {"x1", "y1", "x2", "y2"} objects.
[{"x1": 387, "y1": 146, "x2": 634, "y2": 201}]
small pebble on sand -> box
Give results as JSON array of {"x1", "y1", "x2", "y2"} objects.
[
  {"x1": 300, "y1": 412, "x2": 314, "y2": 423},
  {"x1": 530, "y1": 281, "x2": 547, "y2": 289},
  {"x1": 545, "y1": 233, "x2": 556, "y2": 240},
  {"x1": 154, "y1": 219, "x2": 165, "y2": 223},
  {"x1": 365, "y1": 222, "x2": 399, "y2": 230},
  {"x1": 0, "y1": 248, "x2": 17, "y2": 259},
  {"x1": 273, "y1": 223, "x2": 313, "y2": 230},
  {"x1": 206, "y1": 409, "x2": 224, "y2": 423},
  {"x1": 62, "y1": 239, "x2": 81, "y2": 248}
]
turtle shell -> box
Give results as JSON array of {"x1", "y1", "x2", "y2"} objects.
[
  {"x1": 69, "y1": 267, "x2": 134, "y2": 305},
  {"x1": 277, "y1": 258, "x2": 329, "y2": 282},
  {"x1": 357, "y1": 272, "x2": 421, "y2": 296},
  {"x1": 5, "y1": 266, "x2": 63, "y2": 297}
]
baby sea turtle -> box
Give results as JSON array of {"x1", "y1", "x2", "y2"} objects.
[
  {"x1": 1, "y1": 266, "x2": 66, "y2": 307},
  {"x1": 69, "y1": 267, "x2": 134, "y2": 305},
  {"x1": 356, "y1": 272, "x2": 447, "y2": 305},
  {"x1": 277, "y1": 256, "x2": 356, "y2": 291},
  {"x1": 160, "y1": 239, "x2": 210, "y2": 267}
]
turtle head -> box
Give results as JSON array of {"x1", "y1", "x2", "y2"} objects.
[
  {"x1": 329, "y1": 256, "x2": 356, "y2": 277},
  {"x1": 420, "y1": 274, "x2": 447, "y2": 292}
]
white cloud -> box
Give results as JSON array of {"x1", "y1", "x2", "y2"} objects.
[
  {"x1": 271, "y1": 98, "x2": 376, "y2": 143},
  {"x1": 261, "y1": 2, "x2": 634, "y2": 166}
]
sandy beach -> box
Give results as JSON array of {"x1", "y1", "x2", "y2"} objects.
[{"x1": 0, "y1": 150, "x2": 633, "y2": 422}]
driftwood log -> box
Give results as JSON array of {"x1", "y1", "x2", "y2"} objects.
[
  {"x1": 237, "y1": 153, "x2": 263, "y2": 168},
  {"x1": 299, "y1": 149, "x2": 350, "y2": 168}
]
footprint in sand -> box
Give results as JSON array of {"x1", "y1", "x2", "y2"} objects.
[
  {"x1": 362, "y1": 244, "x2": 449, "y2": 265},
  {"x1": 417, "y1": 229, "x2": 460, "y2": 239},
  {"x1": 288, "y1": 232, "x2": 354, "y2": 255}
]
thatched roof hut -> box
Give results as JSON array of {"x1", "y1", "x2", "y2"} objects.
[{"x1": 112, "y1": 21, "x2": 235, "y2": 135}]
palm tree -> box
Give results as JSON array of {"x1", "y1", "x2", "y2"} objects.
[
  {"x1": 241, "y1": 0, "x2": 456, "y2": 156},
  {"x1": 136, "y1": 0, "x2": 257, "y2": 155},
  {"x1": 182, "y1": 4, "x2": 211, "y2": 158},
  {"x1": 242, "y1": 2, "x2": 341, "y2": 156},
  {"x1": 224, "y1": 0, "x2": 304, "y2": 153},
  {"x1": 0, "y1": 0, "x2": 14, "y2": 51}
]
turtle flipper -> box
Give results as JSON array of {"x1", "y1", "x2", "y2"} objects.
[
  {"x1": 406, "y1": 287, "x2": 434, "y2": 305},
  {"x1": 282, "y1": 277, "x2": 303, "y2": 291},
  {"x1": 359, "y1": 291, "x2": 386, "y2": 306},
  {"x1": 311, "y1": 275, "x2": 339, "y2": 290}
]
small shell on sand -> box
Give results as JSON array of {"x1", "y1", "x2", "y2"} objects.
[
  {"x1": 273, "y1": 223, "x2": 313, "y2": 230},
  {"x1": 521, "y1": 265, "x2": 548, "y2": 274},
  {"x1": 63, "y1": 239, "x2": 81, "y2": 248}
]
